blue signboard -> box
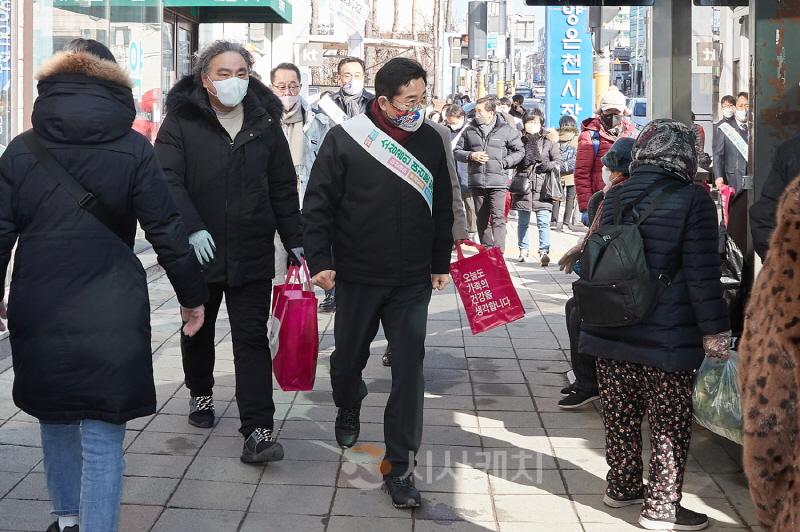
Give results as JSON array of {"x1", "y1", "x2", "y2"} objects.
[{"x1": 545, "y1": 6, "x2": 594, "y2": 130}]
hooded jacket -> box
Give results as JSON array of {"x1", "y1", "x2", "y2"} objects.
[
  {"x1": 0, "y1": 52, "x2": 207, "y2": 423},
  {"x1": 558, "y1": 126, "x2": 580, "y2": 187},
  {"x1": 155, "y1": 74, "x2": 302, "y2": 287},
  {"x1": 574, "y1": 115, "x2": 637, "y2": 211}
]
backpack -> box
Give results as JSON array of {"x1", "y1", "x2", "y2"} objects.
[{"x1": 573, "y1": 180, "x2": 687, "y2": 327}]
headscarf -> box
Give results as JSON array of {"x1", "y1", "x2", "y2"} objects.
[{"x1": 629, "y1": 119, "x2": 698, "y2": 182}]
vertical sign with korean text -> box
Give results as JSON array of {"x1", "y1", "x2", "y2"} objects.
[
  {"x1": 0, "y1": 0, "x2": 10, "y2": 154},
  {"x1": 545, "y1": 6, "x2": 594, "y2": 130}
]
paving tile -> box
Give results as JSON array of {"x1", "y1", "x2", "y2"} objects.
[
  {"x1": 548, "y1": 429, "x2": 607, "y2": 449},
  {"x1": 118, "y1": 504, "x2": 162, "y2": 532},
  {"x1": 126, "y1": 431, "x2": 205, "y2": 456},
  {"x1": 474, "y1": 396, "x2": 534, "y2": 411},
  {"x1": 540, "y1": 412, "x2": 605, "y2": 429},
  {"x1": 416, "y1": 467, "x2": 490, "y2": 494},
  {"x1": 184, "y1": 456, "x2": 264, "y2": 484},
  {"x1": 196, "y1": 436, "x2": 243, "y2": 458},
  {"x1": 123, "y1": 452, "x2": 193, "y2": 478},
  {"x1": 151, "y1": 508, "x2": 243, "y2": 532},
  {"x1": 472, "y1": 383, "x2": 531, "y2": 397},
  {"x1": 280, "y1": 438, "x2": 342, "y2": 462},
  {"x1": 467, "y1": 358, "x2": 522, "y2": 371},
  {"x1": 515, "y1": 349, "x2": 567, "y2": 361},
  {"x1": 250, "y1": 484, "x2": 334, "y2": 515},
  {"x1": 259, "y1": 459, "x2": 340, "y2": 486},
  {"x1": 571, "y1": 494, "x2": 642, "y2": 525},
  {"x1": 327, "y1": 516, "x2": 413, "y2": 532},
  {"x1": 493, "y1": 494, "x2": 579, "y2": 523},
  {"x1": 0, "y1": 470, "x2": 25, "y2": 498},
  {"x1": 478, "y1": 427, "x2": 549, "y2": 451},
  {"x1": 0, "y1": 422, "x2": 41, "y2": 447},
  {"x1": 332, "y1": 487, "x2": 413, "y2": 518},
  {"x1": 169, "y1": 479, "x2": 256, "y2": 511},
  {"x1": 423, "y1": 409, "x2": 480, "y2": 428},
  {"x1": 423, "y1": 426, "x2": 482, "y2": 447},
  {"x1": 240, "y1": 513, "x2": 326, "y2": 532},
  {"x1": 417, "y1": 522, "x2": 497, "y2": 532},
  {"x1": 121, "y1": 476, "x2": 180, "y2": 506},
  {"x1": 6, "y1": 472, "x2": 48, "y2": 500},
  {"x1": 415, "y1": 491, "x2": 495, "y2": 522},
  {"x1": 488, "y1": 468, "x2": 566, "y2": 495},
  {"x1": 499, "y1": 523, "x2": 582, "y2": 532},
  {"x1": 475, "y1": 411, "x2": 542, "y2": 429},
  {"x1": 553, "y1": 447, "x2": 609, "y2": 474},
  {"x1": 0, "y1": 499, "x2": 53, "y2": 530},
  {"x1": 562, "y1": 469, "x2": 608, "y2": 495},
  {"x1": 146, "y1": 414, "x2": 214, "y2": 435},
  {"x1": 470, "y1": 371, "x2": 527, "y2": 384}
]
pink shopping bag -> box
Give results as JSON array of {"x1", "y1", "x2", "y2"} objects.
[
  {"x1": 450, "y1": 240, "x2": 525, "y2": 335},
  {"x1": 270, "y1": 260, "x2": 319, "y2": 391},
  {"x1": 719, "y1": 184, "x2": 734, "y2": 227}
]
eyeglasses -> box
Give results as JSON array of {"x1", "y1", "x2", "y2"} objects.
[
  {"x1": 388, "y1": 97, "x2": 427, "y2": 113},
  {"x1": 272, "y1": 83, "x2": 301, "y2": 94},
  {"x1": 340, "y1": 73, "x2": 364, "y2": 81}
]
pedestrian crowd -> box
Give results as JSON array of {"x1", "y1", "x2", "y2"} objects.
[{"x1": 0, "y1": 38, "x2": 798, "y2": 532}]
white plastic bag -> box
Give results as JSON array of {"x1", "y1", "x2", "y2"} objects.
[{"x1": 692, "y1": 351, "x2": 742, "y2": 444}]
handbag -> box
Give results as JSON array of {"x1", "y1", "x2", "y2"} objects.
[
  {"x1": 539, "y1": 169, "x2": 564, "y2": 202},
  {"x1": 509, "y1": 172, "x2": 531, "y2": 195}
]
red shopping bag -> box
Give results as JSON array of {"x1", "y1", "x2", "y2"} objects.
[
  {"x1": 719, "y1": 184, "x2": 734, "y2": 227},
  {"x1": 450, "y1": 240, "x2": 525, "y2": 334},
  {"x1": 269, "y1": 261, "x2": 319, "y2": 391}
]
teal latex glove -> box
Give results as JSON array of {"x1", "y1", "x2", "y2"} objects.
[{"x1": 189, "y1": 230, "x2": 216, "y2": 266}]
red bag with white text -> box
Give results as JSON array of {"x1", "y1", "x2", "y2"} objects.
[
  {"x1": 269, "y1": 260, "x2": 319, "y2": 391},
  {"x1": 450, "y1": 241, "x2": 525, "y2": 334}
]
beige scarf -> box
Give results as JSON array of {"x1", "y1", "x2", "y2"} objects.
[{"x1": 281, "y1": 103, "x2": 305, "y2": 165}]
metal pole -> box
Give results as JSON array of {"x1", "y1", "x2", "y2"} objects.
[{"x1": 648, "y1": 0, "x2": 692, "y2": 124}]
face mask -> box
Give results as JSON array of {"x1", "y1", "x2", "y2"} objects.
[
  {"x1": 602, "y1": 166, "x2": 613, "y2": 186},
  {"x1": 475, "y1": 113, "x2": 493, "y2": 126},
  {"x1": 279, "y1": 95, "x2": 299, "y2": 110},
  {"x1": 208, "y1": 76, "x2": 249, "y2": 108},
  {"x1": 602, "y1": 113, "x2": 622, "y2": 130},
  {"x1": 525, "y1": 123, "x2": 541, "y2": 135},
  {"x1": 342, "y1": 79, "x2": 364, "y2": 96},
  {"x1": 735, "y1": 109, "x2": 749, "y2": 123},
  {"x1": 387, "y1": 106, "x2": 424, "y2": 132},
  {"x1": 449, "y1": 120, "x2": 464, "y2": 131},
  {"x1": 722, "y1": 107, "x2": 735, "y2": 119}
]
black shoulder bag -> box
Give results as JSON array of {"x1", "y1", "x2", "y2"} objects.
[{"x1": 21, "y1": 130, "x2": 128, "y2": 245}]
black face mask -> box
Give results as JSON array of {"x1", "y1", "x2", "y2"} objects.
[{"x1": 602, "y1": 113, "x2": 622, "y2": 130}]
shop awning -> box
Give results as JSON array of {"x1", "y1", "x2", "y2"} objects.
[
  {"x1": 52, "y1": 0, "x2": 292, "y2": 24},
  {"x1": 164, "y1": 0, "x2": 292, "y2": 23}
]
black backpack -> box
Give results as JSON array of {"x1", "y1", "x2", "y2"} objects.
[{"x1": 573, "y1": 180, "x2": 686, "y2": 327}]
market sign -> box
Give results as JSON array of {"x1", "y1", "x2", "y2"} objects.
[{"x1": 545, "y1": 5, "x2": 594, "y2": 129}]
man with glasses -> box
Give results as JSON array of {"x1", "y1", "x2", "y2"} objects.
[
  {"x1": 303, "y1": 57, "x2": 454, "y2": 509},
  {"x1": 156, "y1": 41, "x2": 303, "y2": 464},
  {"x1": 269, "y1": 62, "x2": 330, "y2": 281},
  {"x1": 713, "y1": 92, "x2": 750, "y2": 193},
  {"x1": 329, "y1": 56, "x2": 374, "y2": 120}
]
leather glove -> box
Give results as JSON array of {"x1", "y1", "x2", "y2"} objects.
[
  {"x1": 703, "y1": 331, "x2": 731, "y2": 360},
  {"x1": 188, "y1": 230, "x2": 216, "y2": 266},
  {"x1": 288, "y1": 246, "x2": 305, "y2": 267},
  {"x1": 558, "y1": 243, "x2": 583, "y2": 275}
]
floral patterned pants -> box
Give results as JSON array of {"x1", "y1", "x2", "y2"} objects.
[{"x1": 596, "y1": 357, "x2": 694, "y2": 519}]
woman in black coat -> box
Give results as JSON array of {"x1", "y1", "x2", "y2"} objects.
[
  {"x1": 579, "y1": 120, "x2": 730, "y2": 531},
  {"x1": 0, "y1": 40, "x2": 207, "y2": 532},
  {"x1": 511, "y1": 111, "x2": 561, "y2": 266}
]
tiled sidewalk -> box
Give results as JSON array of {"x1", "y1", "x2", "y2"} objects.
[{"x1": 0, "y1": 228, "x2": 758, "y2": 531}]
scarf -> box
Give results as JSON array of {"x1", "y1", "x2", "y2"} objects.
[
  {"x1": 341, "y1": 89, "x2": 364, "y2": 119},
  {"x1": 523, "y1": 133, "x2": 542, "y2": 168},
  {"x1": 629, "y1": 119, "x2": 698, "y2": 182},
  {"x1": 368, "y1": 99, "x2": 413, "y2": 145},
  {"x1": 281, "y1": 102, "x2": 305, "y2": 166}
]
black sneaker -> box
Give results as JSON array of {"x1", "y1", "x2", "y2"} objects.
[
  {"x1": 319, "y1": 293, "x2": 336, "y2": 313},
  {"x1": 560, "y1": 384, "x2": 574, "y2": 396},
  {"x1": 382, "y1": 348, "x2": 392, "y2": 367},
  {"x1": 46, "y1": 523, "x2": 78, "y2": 532},
  {"x1": 385, "y1": 475, "x2": 422, "y2": 509},
  {"x1": 241, "y1": 427, "x2": 284, "y2": 463},
  {"x1": 603, "y1": 490, "x2": 645, "y2": 508},
  {"x1": 639, "y1": 506, "x2": 709, "y2": 531},
  {"x1": 188, "y1": 395, "x2": 214, "y2": 428},
  {"x1": 558, "y1": 389, "x2": 599, "y2": 409},
  {"x1": 335, "y1": 407, "x2": 361, "y2": 448},
  {"x1": 539, "y1": 252, "x2": 550, "y2": 267}
]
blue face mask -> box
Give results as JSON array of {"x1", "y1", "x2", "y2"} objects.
[{"x1": 387, "y1": 104, "x2": 424, "y2": 132}]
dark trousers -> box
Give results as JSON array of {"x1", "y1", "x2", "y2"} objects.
[
  {"x1": 597, "y1": 358, "x2": 694, "y2": 520},
  {"x1": 181, "y1": 280, "x2": 275, "y2": 436},
  {"x1": 472, "y1": 187, "x2": 508, "y2": 251},
  {"x1": 462, "y1": 188, "x2": 478, "y2": 234},
  {"x1": 565, "y1": 297, "x2": 598, "y2": 394},
  {"x1": 331, "y1": 280, "x2": 432, "y2": 477},
  {"x1": 552, "y1": 185, "x2": 577, "y2": 226}
]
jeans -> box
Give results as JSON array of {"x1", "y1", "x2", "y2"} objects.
[
  {"x1": 517, "y1": 210, "x2": 551, "y2": 253},
  {"x1": 181, "y1": 280, "x2": 276, "y2": 435},
  {"x1": 471, "y1": 188, "x2": 508, "y2": 251},
  {"x1": 40, "y1": 419, "x2": 126, "y2": 532},
  {"x1": 331, "y1": 280, "x2": 432, "y2": 477}
]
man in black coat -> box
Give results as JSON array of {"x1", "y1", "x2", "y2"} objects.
[
  {"x1": 712, "y1": 92, "x2": 749, "y2": 193},
  {"x1": 303, "y1": 57, "x2": 454, "y2": 509},
  {"x1": 750, "y1": 133, "x2": 800, "y2": 259},
  {"x1": 155, "y1": 41, "x2": 303, "y2": 464},
  {"x1": 454, "y1": 96, "x2": 524, "y2": 252}
]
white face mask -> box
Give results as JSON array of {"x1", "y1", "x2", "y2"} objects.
[
  {"x1": 475, "y1": 113, "x2": 493, "y2": 126},
  {"x1": 735, "y1": 109, "x2": 749, "y2": 123},
  {"x1": 208, "y1": 76, "x2": 249, "y2": 108},
  {"x1": 448, "y1": 120, "x2": 464, "y2": 131},
  {"x1": 280, "y1": 95, "x2": 299, "y2": 111},
  {"x1": 722, "y1": 107, "x2": 735, "y2": 119},
  {"x1": 602, "y1": 166, "x2": 613, "y2": 186},
  {"x1": 525, "y1": 123, "x2": 541, "y2": 135},
  {"x1": 342, "y1": 79, "x2": 364, "y2": 96}
]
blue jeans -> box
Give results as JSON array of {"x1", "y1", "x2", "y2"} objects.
[
  {"x1": 40, "y1": 419, "x2": 127, "y2": 532},
  {"x1": 517, "y1": 210, "x2": 551, "y2": 253}
]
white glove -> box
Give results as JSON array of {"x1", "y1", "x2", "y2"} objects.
[{"x1": 188, "y1": 230, "x2": 216, "y2": 266}]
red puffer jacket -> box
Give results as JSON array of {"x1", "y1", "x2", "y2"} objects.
[{"x1": 574, "y1": 116, "x2": 637, "y2": 211}]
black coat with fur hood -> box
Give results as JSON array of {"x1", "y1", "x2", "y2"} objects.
[
  {"x1": 0, "y1": 52, "x2": 207, "y2": 423},
  {"x1": 155, "y1": 74, "x2": 302, "y2": 286}
]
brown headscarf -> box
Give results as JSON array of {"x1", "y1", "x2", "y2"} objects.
[{"x1": 630, "y1": 119, "x2": 698, "y2": 181}]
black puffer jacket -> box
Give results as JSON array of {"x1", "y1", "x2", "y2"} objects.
[
  {"x1": 750, "y1": 134, "x2": 800, "y2": 260},
  {"x1": 0, "y1": 52, "x2": 207, "y2": 423},
  {"x1": 155, "y1": 75, "x2": 302, "y2": 286},
  {"x1": 454, "y1": 117, "x2": 524, "y2": 189},
  {"x1": 579, "y1": 165, "x2": 730, "y2": 372},
  {"x1": 511, "y1": 132, "x2": 561, "y2": 212}
]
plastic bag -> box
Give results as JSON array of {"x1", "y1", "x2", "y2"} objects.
[{"x1": 692, "y1": 352, "x2": 742, "y2": 444}]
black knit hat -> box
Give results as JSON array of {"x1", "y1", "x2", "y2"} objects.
[{"x1": 601, "y1": 136, "x2": 636, "y2": 174}]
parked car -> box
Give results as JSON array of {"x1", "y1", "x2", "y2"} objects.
[{"x1": 628, "y1": 97, "x2": 648, "y2": 129}]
